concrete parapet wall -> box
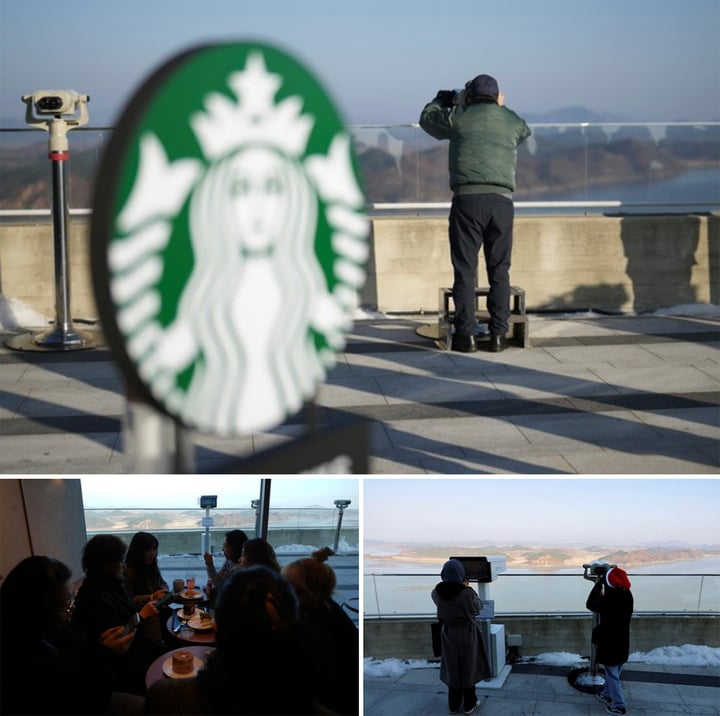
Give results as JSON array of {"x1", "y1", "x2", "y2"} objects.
[
  {"x1": 1, "y1": 214, "x2": 717, "y2": 321},
  {"x1": 363, "y1": 615, "x2": 720, "y2": 661},
  {"x1": 363, "y1": 213, "x2": 719, "y2": 314},
  {"x1": 87, "y1": 527, "x2": 359, "y2": 554}
]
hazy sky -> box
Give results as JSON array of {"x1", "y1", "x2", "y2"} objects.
[
  {"x1": 80, "y1": 476, "x2": 358, "y2": 509},
  {"x1": 1, "y1": 0, "x2": 718, "y2": 126},
  {"x1": 364, "y1": 478, "x2": 720, "y2": 546}
]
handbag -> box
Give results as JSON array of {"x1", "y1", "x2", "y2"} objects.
[{"x1": 431, "y1": 621, "x2": 442, "y2": 657}]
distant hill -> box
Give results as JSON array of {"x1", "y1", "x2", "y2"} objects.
[
  {"x1": 4, "y1": 105, "x2": 716, "y2": 130},
  {"x1": 365, "y1": 541, "x2": 720, "y2": 569}
]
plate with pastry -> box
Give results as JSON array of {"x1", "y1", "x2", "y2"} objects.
[
  {"x1": 162, "y1": 649, "x2": 203, "y2": 679},
  {"x1": 187, "y1": 611, "x2": 215, "y2": 631},
  {"x1": 179, "y1": 589, "x2": 203, "y2": 600}
]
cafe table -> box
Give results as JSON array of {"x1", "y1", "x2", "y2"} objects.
[
  {"x1": 145, "y1": 645, "x2": 214, "y2": 690},
  {"x1": 167, "y1": 607, "x2": 216, "y2": 646}
]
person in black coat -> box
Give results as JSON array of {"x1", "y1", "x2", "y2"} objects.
[
  {"x1": 0, "y1": 555, "x2": 144, "y2": 715},
  {"x1": 282, "y1": 547, "x2": 359, "y2": 715},
  {"x1": 71, "y1": 535, "x2": 166, "y2": 696},
  {"x1": 431, "y1": 559, "x2": 490, "y2": 715},
  {"x1": 144, "y1": 566, "x2": 325, "y2": 715},
  {"x1": 586, "y1": 566, "x2": 634, "y2": 715}
]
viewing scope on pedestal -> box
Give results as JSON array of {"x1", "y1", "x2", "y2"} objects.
[
  {"x1": 450, "y1": 555, "x2": 508, "y2": 681},
  {"x1": 568, "y1": 561, "x2": 618, "y2": 693}
]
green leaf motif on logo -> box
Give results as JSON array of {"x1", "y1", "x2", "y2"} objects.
[{"x1": 97, "y1": 45, "x2": 368, "y2": 437}]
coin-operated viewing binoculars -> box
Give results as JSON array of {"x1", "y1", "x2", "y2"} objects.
[
  {"x1": 449, "y1": 556, "x2": 509, "y2": 680},
  {"x1": 6, "y1": 90, "x2": 100, "y2": 351},
  {"x1": 568, "y1": 562, "x2": 617, "y2": 692}
]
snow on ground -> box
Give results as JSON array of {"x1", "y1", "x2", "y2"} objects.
[
  {"x1": 0, "y1": 295, "x2": 50, "y2": 331},
  {"x1": 273, "y1": 539, "x2": 358, "y2": 555},
  {"x1": 629, "y1": 644, "x2": 720, "y2": 667},
  {"x1": 3, "y1": 294, "x2": 718, "y2": 332},
  {"x1": 364, "y1": 644, "x2": 720, "y2": 677}
]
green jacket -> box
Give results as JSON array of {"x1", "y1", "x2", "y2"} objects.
[{"x1": 419, "y1": 97, "x2": 531, "y2": 195}]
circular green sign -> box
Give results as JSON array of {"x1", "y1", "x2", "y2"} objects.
[{"x1": 92, "y1": 42, "x2": 368, "y2": 437}]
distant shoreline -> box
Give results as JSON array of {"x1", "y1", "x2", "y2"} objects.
[{"x1": 364, "y1": 549, "x2": 720, "y2": 571}]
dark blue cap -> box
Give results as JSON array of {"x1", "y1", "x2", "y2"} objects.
[{"x1": 467, "y1": 74, "x2": 499, "y2": 101}]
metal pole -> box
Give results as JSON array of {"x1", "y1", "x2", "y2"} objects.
[
  {"x1": 570, "y1": 563, "x2": 612, "y2": 692},
  {"x1": 256, "y1": 480, "x2": 271, "y2": 541},
  {"x1": 333, "y1": 505, "x2": 345, "y2": 552},
  {"x1": 51, "y1": 154, "x2": 71, "y2": 335},
  {"x1": 204, "y1": 507, "x2": 211, "y2": 554},
  {"x1": 122, "y1": 385, "x2": 195, "y2": 473}
]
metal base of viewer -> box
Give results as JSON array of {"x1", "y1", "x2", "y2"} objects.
[
  {"x1": 478, "y1": 664, "x2": 512, "y2": 690},
  {"x1": 568, "y1": 666, "x2": 605, "y2": 693},
  {"x1": 5, "y1": 327, "x2": 102, "y2": 352}
]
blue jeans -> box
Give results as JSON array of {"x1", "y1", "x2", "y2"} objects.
[{"x1": 600, "y1": 663, "x2": 626, "y2": 708}]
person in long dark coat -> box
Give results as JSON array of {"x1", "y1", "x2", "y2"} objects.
[
  {"x1": 431, "y1": 559, "x2": 491, "y2": 715},
  {"x1": 586, "y1": 566, "x2": 634, "y2": 715}
]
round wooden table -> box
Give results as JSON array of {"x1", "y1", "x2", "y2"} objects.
[{"x1": 145, "y1": 645, "x2": 214, "y2": 690}]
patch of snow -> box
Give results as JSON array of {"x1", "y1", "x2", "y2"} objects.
[
  {"x1": 629, "y1": 644, "x2": 720, "y2": 667},
  {"x1": 354, "y1": 306, "x2": 387, "y2": 320},
  {"x1": 273, "y1": 540, "x2": 358, "y2": 555},
  {"x1": 526, "y1": 652, "x2": 588, "y2": 666},
  {"x1": 364, "y1": 657, "x2": 437, "y2": 678},
  {"x1": 364, "y1": 644, "x2": 720, "y2": 677},
  {"x1": 653, "y1": 303, "x2": 720, "y2": 318},
  {"x1": 0, "y1": 295, "x2": 49, "y2": 331}
]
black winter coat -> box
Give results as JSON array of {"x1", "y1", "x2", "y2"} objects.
[
  {"x1": 71, "y1": 572, "x2": 164, "y2": 694},
  {"x1": 431, "y1": 581, "x2": 491, "y2": 688},
  {"x1": 586, "y1": 581, "x2": 633, "y2": 666}
]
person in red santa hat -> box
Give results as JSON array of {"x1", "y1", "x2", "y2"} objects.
[{"x1": 586, "y1": 565, "x2": 634, "y2": 714}]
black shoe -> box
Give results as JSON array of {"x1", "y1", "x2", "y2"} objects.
[
  {"x1": 605, "y1": 706, "x2": 627, "y2": 715},
  {"x1": 488, "y1": 333, "x2": 507, "y2": 353},
  {"x1": 596, "y1": 693, "x2": 612, "y2": 705},
  {"x1": 451, "y1": 333, "x2": 477, "y2": 353}
]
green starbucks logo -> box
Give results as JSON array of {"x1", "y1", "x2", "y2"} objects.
[{"x1": 93, "y1": 44, "x2": 368, "y2": 437}]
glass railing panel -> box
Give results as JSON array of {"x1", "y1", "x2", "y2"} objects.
[
  {"x1": 0, "y1": 127, "x2": 110, "y2": 211},
  {"x1": 84, "y1": 506, "x2": 358, "y2": 554},
  {"x1": 698, "y1": 575, "x2": 720, "y2": 613},
  {"x1": 2, "y1": 123, "x2": 718, "y2": 212},
  {"x1": 364, "y1": 572, "x2": 719, "y2": 617}
]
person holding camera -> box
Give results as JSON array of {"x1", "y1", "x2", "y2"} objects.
[
  {"x1": 420, "y1": 74, "x2": 531, "y2": 353},
  {"x1": 204, "y1": 529, "x2": 249, "y2": 592},
  {"x1": 586, "y1": 566, "x2": 634, "y2": 715},
  {"x1": 431, "y1": 559, "x2": 490, "y2": 715}
]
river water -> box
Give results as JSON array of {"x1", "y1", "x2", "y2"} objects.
[
  {"x1": 364, "y1": 557, "x2": 720, "y2": 616},
  {"x1": 518, "y1": 165, "x2": 720, "y2": 212}
]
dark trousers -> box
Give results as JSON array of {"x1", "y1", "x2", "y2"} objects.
[
  {"x1": 448, "y1": 686, "x2": 477, "y2": 713},
  {"x1": 448, "y1": 193, "x2": 514, "y2": 336}
]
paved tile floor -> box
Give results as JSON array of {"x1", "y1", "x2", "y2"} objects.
[
  {"x1": 1, "y1": 312, "x2": 718, "y2": 473},
  {"x1": 364, "y1": 661, "x2": 720, "y2": 715}
]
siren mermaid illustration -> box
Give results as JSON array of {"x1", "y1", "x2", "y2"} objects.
[{"x1": 108, "y1": 52, "x2": 368, "y2": 436}]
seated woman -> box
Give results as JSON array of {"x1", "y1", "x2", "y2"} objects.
[
  {"x1": 239, "y1": 537, "x2": 281, "y2": 572},
  {"x1": 145, "y1": 566, "x2": 326, "y2": 714},
  {"x1": 203, "y1": 529, "x2": 248, "y2": 591},
  {"x1": 0, "y1": 555, "x2": 144, "y2": 715},
  {"x1": 282, "y1": 548, "x2": 359, "y2": 715},
  {"x1": 123, "y1": 531, "x2": 169, "y2": 607},
  {"x1": 71, "y1": 535, "x2": 166, "y2": 696}
]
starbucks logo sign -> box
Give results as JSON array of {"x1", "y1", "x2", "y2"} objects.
[{"x1": 92, "y1": 43, "x2": 368, "y2": 437}]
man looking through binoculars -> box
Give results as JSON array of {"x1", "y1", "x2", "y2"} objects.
[{"x1": 420, "y1": 74, "x2": 531, "y2": 353}]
